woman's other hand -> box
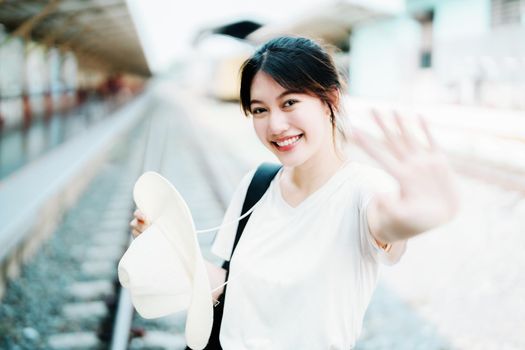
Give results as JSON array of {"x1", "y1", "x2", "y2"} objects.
[{"x1": 130, "y1": 208, "x2": 151, "y2": 238}]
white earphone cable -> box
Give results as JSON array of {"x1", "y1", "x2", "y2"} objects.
[{"x1": 195, "y1": 194, "x2": 265, "y2": 234}]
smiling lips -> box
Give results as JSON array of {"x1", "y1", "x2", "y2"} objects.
[{"x1": 271, "y1": 134, "x2": 303, "y2": 151}]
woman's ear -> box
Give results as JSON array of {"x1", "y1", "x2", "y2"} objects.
[
  {"x1": 325, "y1": 88, "x2": 340, "y2": 115},
  {"x1": 329, "y1": 88, "x2": 340, "y2": 108}
]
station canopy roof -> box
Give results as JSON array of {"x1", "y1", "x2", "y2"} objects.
[
  {"x1": 0, "y1": 0, "x2": 150, "y2": 76},
  {"x1": 193, "y1": 1, "x2": 403, "y2": 53},
  {"x1": 245, "y1": 1, "x2": 403, "y2": 51}
]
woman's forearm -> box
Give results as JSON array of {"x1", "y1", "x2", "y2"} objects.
[
  {"x1": 205, "y1": 259, "x2": 227, "y2": 301},
  {"x1": 368, "y1": 192, "x2": 458, "y2": 244}
]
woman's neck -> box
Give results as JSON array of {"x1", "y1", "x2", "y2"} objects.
[{"x1": 283, "y1": 146, "x2": 347, "y2": 195}]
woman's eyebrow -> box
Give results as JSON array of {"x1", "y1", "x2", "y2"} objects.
[{"x1": 249, "y1": 90, "x2": 300, "y2": 106}]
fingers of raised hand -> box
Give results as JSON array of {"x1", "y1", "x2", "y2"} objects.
[
  {"x1": 417, "y1": 114, "x2": 438, "y2": 151},
  {"x1": 372, "y1": 109, "x2": 439, "y2": 155},
  {"x1": 351, "y1": 127, "x2": 400, "y2": 178},
  {"x1": 393, "y1": 110, "x2": 420, "y2": 150},
  {"x1": 371, "y1": 109, "x2": 405, "y2": 159}
]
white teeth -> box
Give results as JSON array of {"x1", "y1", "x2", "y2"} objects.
[{"x1": 275, "y1": 135, "x2": 301, "y2": 147}]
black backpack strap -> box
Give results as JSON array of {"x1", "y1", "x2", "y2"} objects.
[
  {"x1": 226, "y1": 162, "x2": 282, "y2": 266},
  {"x1": 201, "y1": 162, "x2": 281, "y2": 350}
]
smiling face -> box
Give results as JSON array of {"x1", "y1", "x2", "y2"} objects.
[{"x1": 249, "y1": 71, "x2": 335, "y2": 168}]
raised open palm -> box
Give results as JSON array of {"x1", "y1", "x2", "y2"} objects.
[{"x1": 352, "y1": 110, "x2": 460, "y2": 238}]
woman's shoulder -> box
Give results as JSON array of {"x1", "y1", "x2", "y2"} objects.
[
  {"x1": 241, "y1": 167, "x2": 258, "y2": 183},
  {"x1": 347, "y1": 161, "x2": 386, "y2": 175},
  {"x1": 239, "y1": 162, "x2": 282, "y2": 186},
  {"x1": 234, "y1": 167, "x2": 258, "y2": 195},
  {"x1": 233, "y1": 163, "x2": 279, "y2": 194},
  {"x1": 228, "y1": 164, "x2": 280, "y2": 207}
]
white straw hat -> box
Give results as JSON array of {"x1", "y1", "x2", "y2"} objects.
[{"x1": 118, "y1": 171, "x2": 213, "y2": 350}]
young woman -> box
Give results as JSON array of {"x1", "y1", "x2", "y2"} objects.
[{"x1": 130, "y1": 36, "x2": 459, "y2": 349}]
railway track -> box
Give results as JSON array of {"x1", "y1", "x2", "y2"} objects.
[
  {"x1": 0, "y1": 90, "x2": 245, "y2": 349},
  {"x1": 0, "y1": 119, "x2": 143, "y2": 349}
]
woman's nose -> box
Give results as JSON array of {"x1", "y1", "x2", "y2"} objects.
[{"x1": 268, "y1": 111, "x2": 289, "y2": 135}]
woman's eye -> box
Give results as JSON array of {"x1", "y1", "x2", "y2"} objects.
[
  {"x1": 252, "y1": 107, "x2": 266, "y2": 115},
  {"x1": 283, "y1": 99, "x2": 298, "y2": 107}
]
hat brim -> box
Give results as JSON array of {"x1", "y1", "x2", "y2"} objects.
[{"x1": 133, "y1": 171, "x2": 214, "y2": 350}]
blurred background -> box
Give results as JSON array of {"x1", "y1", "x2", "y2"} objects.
[{"x1": 0, "y1": 0, "x2": 524, "y2": 349}]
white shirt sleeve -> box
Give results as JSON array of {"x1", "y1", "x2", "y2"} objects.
[
  {"x1": 211, "y1": 169, "x2": 256, "y2": 261},
  {"x1": 356, "y1": 165, "x2": 407, "y2": 265}
]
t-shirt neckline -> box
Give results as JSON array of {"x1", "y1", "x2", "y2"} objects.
[{"x1": 274, "y1": 160, "x2": 351, "y2": 212}]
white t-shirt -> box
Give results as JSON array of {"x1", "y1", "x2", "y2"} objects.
[{"x1": 211, "y1": 161, "x2": 406, "y2": 349}]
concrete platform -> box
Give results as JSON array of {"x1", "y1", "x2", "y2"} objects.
[{"x1": 0, "y1": 90, "x2": 151, "y2": 294}]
